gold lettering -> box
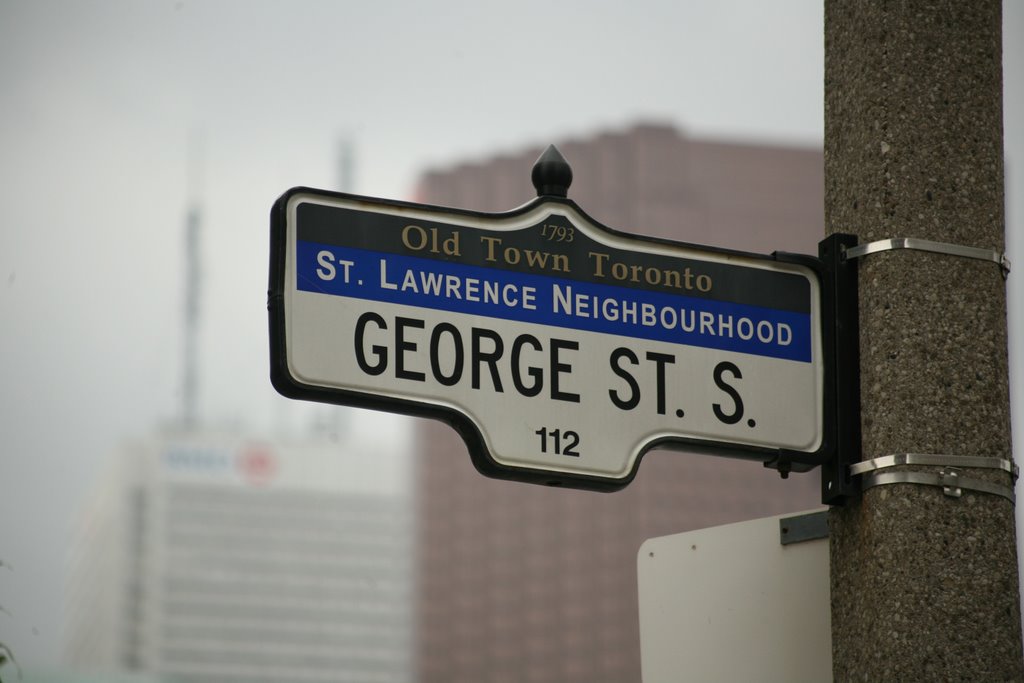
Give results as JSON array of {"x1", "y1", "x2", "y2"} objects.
[
  {"x1": 403, "y1": 225, "x2": 460, "y2": 255},
  {"x1": 480, "y1": 236, "x2": 501, "y2": 262},
  {"x1": 402, "y1": 225, "x2": 428, "y2": 251},
  {"x1": 482, "y1": 236, "x2": 570, "y2": 272},
  {"x1": 589, "y1": 252, "x2": 610, "y2": 277},
  {"x1": 588, "y1": 251, "x2": 712, "y2": 292}
]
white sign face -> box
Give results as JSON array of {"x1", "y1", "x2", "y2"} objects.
[{"x1": 269, "y1": 189, "x2": 827, "y2": 489}]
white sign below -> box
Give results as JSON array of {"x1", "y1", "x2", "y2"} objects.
[{"x1": 638, "y1": 511, "x2": 832, "y2": 682}]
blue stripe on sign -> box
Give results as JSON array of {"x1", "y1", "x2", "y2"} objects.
[{"x1": 296, "y1": 241, "x2": 813, "y2": 363}]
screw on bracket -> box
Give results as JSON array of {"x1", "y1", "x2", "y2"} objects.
[{"x1": 531, "y1": 144, "x2": 573, "y2": 198}]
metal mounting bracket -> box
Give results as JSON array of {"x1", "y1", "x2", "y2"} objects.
[
  {"x1": 852, "y1": 453, "x2": 1017, "y2": 504},
  {"x1": 860, "y1": 469, "x2": 1016, "y2": 504},
  {"x1": 842, "y1": 237, "x2": 1010, "y2": 275},
  {"x1": 779, "y1": 510, "x2": 829, "y2": 545},
  {"x1": 850, "y1": 453, "x2": 1018, "y2": 478},
  {"x1": 819, "y1": 234, "x2": 862, "y2": 506}
]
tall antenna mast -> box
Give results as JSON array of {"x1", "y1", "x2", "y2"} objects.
[{"x1": 182, "y1": 131, "x2": 204, "y2": 429}]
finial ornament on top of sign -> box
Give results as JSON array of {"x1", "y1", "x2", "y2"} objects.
[{"x1": 532, "y1": 145, "x2": 573, "y2": 198}]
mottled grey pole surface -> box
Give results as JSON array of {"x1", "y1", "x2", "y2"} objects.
[{"x1": 825, "y1": 2, "x2": 1023, "y2": 680}]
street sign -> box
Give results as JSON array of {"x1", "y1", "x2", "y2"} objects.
[{"x1": 269, "y1": 182, "x2": 832, "y2": 490}]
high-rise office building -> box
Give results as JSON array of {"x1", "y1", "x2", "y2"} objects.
[
  {"x1": 413, "y1": 123, "x2": 824, "y2": 682},
  {"x1": 65, "y1": 429, "x2": 412, "y2": 683}
]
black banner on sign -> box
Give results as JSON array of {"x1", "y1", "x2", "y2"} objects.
[{"x1": 295, "y1": 203, "x2": 811, "y2": 313}]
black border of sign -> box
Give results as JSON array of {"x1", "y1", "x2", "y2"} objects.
[{"x1": 268, "y1": 186, "x2": 837, "y2": 492}]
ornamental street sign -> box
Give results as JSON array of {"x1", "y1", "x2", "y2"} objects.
[{"x1": 269, "y1": 151, "x2": 833, "y2": 491}]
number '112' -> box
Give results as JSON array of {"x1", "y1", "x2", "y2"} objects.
[{"x1": 535, "y1": 428, "x2": 580, "y2": 457}]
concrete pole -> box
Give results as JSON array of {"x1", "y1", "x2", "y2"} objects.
[{"x1": 825, "y1": 2, "x2": 1023, "y2": 680}]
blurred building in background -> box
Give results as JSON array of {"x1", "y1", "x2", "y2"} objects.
[
  {"x1": 65, "y1": 430, "x2": 412, "y2": 683},
  {"x1": 413, "y1": 122, "x2": 824, "y2": 682}
]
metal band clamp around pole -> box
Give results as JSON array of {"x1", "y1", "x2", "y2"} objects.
[
  {"x1": 850, "y1": 453, "x2": 1019, "y2": 478},
  {"x1": 842, "y1": 237, "x2": 1010, "y2": 274},
  {"x1": 851, "y1": 453, "x2": 1018, "y2": 504},
  {"x1": 861, "y1": 470, "x2": 1016, "y2": 503}
]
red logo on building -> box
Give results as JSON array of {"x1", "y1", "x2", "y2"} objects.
[{"x1": 236, "y1": 445, "x2": 277, "y2": 486}]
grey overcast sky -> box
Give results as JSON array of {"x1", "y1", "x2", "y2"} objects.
[{"x1": 1, "y1": 0, "x2": 1021, "y2": 672}]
